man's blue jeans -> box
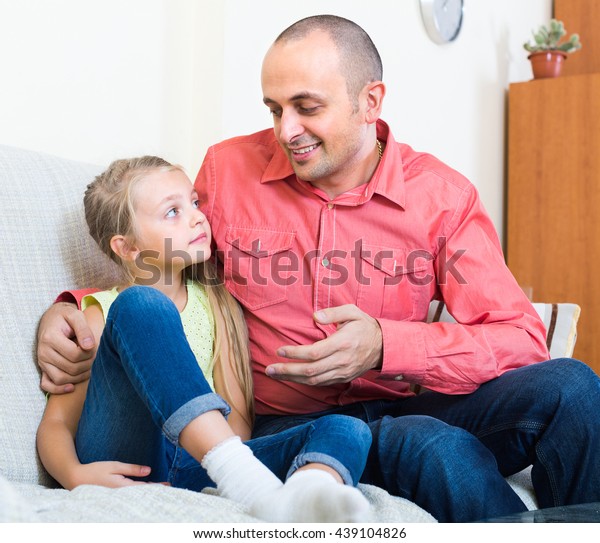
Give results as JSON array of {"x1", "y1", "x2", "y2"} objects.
[
  {"x1": 254, "y1": 358, "x2": 600, "y2": 522},
  {"x1": 75, "y1": 286, "x2": 371, "y2": 491}
]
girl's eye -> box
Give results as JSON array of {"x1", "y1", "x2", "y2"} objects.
[
  {"x1": 166, "y1": 208, "x2": 178, "y2": 218},
  {"x1": 192, "y1": 199, "x2": 200, "y2": 209}
]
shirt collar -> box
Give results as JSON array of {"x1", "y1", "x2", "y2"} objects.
[
  {"x1": 371, "y1": 119, "x2": 405, "y2": 209},
  {"x1": 261, "y1": 140, "x2": 294, "y2": 183},
  {"x1": 260, "y1": 119, "x2": 406, "y2": 209}
]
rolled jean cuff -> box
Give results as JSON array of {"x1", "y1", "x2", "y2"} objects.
[
  {"x1": 162, "y1": 393, "x2": 231, "y2": 445},
  {"x1": 286, "y1": 452, "x2": 354, "y2": 486}
]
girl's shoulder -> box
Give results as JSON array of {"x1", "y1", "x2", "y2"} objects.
[{"x1": 81, "y1": 287, "x2": 120, "y2": 320}]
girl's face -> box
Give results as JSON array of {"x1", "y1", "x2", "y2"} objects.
[{"x1": 130, "y1": 169, "x2": 211, "y2": 275}]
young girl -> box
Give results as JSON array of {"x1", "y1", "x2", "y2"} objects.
[{"x1": 36, "y1": 156, "x2": 373, "y2": 523}]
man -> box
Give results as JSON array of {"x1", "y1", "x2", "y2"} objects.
[{"x1": 38, "y1": 15, "x2": 600, "y2": 522}]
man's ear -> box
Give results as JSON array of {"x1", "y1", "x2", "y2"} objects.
[
  {"x1": 110, "y1": 235, "x2": 139, "y2": 262},
  {"x1": 363, "y1": 81, "x2": 385, "y2": 124}
]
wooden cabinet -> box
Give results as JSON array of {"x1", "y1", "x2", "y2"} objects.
[
  {"x1": 506, "y1": 74, "x2": 600, "y2": 374},
  {"x1": 554, "y1": 0, "x2": 600, "y2": 76}
]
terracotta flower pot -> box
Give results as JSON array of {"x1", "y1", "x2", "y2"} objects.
[{"x1": 528, "y1": 51, "x2": 568, "y2": 79}]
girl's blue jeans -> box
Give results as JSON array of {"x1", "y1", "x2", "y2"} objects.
[
  {"x1": 75, "y1": 286, "x2": 371, "y2": 490},
  {"x1": 254, "y1": 358, "x2": 600, "y2": 522}
]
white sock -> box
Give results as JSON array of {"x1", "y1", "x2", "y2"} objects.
[
  {"x1": 250, "y1": 469, "x2": 373, "y2": 523},
  {"x1": 200, "y1": 436, "x2": 282, "y2": 509}
]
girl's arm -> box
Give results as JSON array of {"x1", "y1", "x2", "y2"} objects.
[
  {"x1": 36, "y1": 304, "x2": 151, "y2": 489},
  {"x1": 36, "y1": 378, "x2": 90, "y2": 489},
  {"x1": 211, "y1": 305, "x2": 252, "y2": 441}
]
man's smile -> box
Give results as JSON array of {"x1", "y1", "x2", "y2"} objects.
[{"x1": 289, "y1": 142, "x2": 321, "y2": 160}]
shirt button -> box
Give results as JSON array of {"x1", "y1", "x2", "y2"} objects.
[
  {"x1": 394, "y1": 375, "x2": 404, "y2": 381},
  {"x1": 327, "y1": 203, "x2": 334, "y2": 210},
  {"x1": 322, "y1": 258, "x2": 330, "y2": 267}
]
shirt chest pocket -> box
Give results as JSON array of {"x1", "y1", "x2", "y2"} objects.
[
  {"x1": 356, "y1": 243, "x2": 434, "y2": 321},
  {"x1": 223, "y1": 227, "x2": 296, "y2": 311}
]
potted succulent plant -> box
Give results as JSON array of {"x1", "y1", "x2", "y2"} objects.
[{"x1": 523, "y1": 19, "x2": 582, "y2": 79}]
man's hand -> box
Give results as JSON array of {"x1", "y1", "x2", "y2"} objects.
[
  {"x1": 37, "y1": 302, "x2": 96, "y2": 394},
  {"x1": 67, "y1": 461, "x2": 154, "y2": 490},
  {"x1": 266, "y1": 304, "x2": 383, "y2": 386}
]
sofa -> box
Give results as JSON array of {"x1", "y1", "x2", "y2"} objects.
[{"x1": 0, "y1": 144, "x2": 581, "y2": 522}]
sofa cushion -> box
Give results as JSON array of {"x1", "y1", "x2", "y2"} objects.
[
  {"x1": 0, "y1": 145, "x2": 121, "y2": 485},
  {"x1": 3, "y1": 479, "x2": 436, "y2": 523}
]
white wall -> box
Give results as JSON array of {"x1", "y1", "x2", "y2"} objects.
[
  {"x1": 0, "y1": 0, "x2": 551, "y2": 238},
  {"x1": 0, "y1": 0, "x2": 206, "y2": 171}
]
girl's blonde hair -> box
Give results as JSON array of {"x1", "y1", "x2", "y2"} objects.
[{"x1": 84, "y1": 156, "x2": 254, "y2": 423}]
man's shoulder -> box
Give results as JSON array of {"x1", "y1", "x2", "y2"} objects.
[{"x1": 398, "y1": 143, "x2": 473, "y2": 194}]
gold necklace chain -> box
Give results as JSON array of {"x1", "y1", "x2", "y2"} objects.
[{"x1": 376, "y1": 139, "x2": 383, "y2": 160}]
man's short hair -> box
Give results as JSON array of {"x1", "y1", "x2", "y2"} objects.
[{"x1": 275, "y1": 15, "x2": 383, "y2": 107}]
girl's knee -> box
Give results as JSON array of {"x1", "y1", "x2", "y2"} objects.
[
  {"x1": 110, "y1": 286, "x2": 177, "y2": 321},
  {"x1": 315, "y1": 415, "x2": 372, "y2": 450}
]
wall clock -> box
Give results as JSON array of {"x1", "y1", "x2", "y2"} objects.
[{"x1": 419, "y1": 0, "x2": 464, "y2": 44}]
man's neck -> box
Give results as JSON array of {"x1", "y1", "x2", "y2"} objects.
[{"x1": 308, "y1": 139, "x2": 383, "y2": 199}]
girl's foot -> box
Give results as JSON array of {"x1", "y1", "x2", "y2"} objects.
[{"x1": 250, "y1": 469, "x2": 372, "y2": 523}]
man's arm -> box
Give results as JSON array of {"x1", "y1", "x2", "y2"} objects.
[
  {"x1": 372, "y1": 185, "x2": 549, "y2": 393},
  {"x1": 37, "y1": 289, "x2": 99, "y2": 394}
]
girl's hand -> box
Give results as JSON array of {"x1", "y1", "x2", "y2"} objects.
[{"x1": 68, "y1": 461, "x2": 154, "y2": 489}]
